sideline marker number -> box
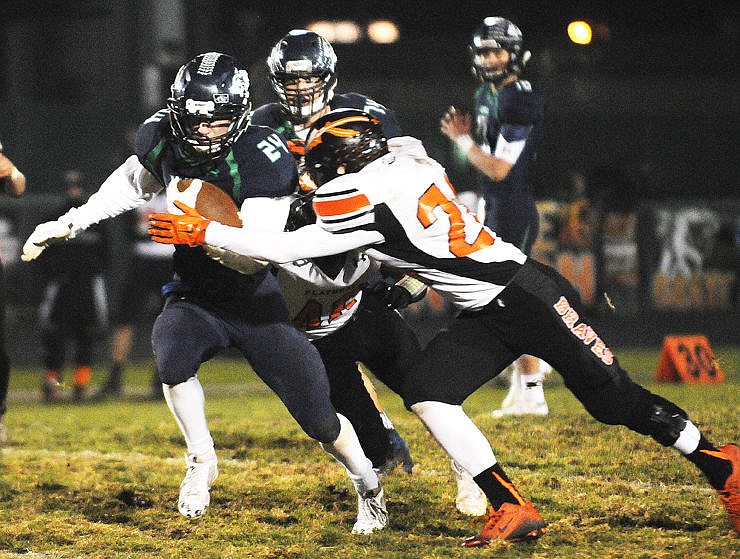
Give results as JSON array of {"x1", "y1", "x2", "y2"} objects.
[{"x1": 655, "y1": 335, "x2": 725, "y2": 383}]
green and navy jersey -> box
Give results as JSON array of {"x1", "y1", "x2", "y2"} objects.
[
  {"x1": 134, "y1": 110, "x2": 297, "y2": 310},
  {"x1": 473, "y1": 80, "x2": 544, "y2": 195}
]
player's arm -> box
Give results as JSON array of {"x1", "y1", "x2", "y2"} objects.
[
  {"x1": 148, "y1": 199, "x2": 383, "y2": 263},
  {"x1": 22, "y1": 155, "x2": 159, "y2": 261},
  {"x1": 440, "y1": 106, "x2": 522, "y2": 181},
  {"x1": 208, "y1": 220, "x2": 383, "y2": 263},
  {"x1": 0, "y1": 151, "x2": 26, "y2": 197}
]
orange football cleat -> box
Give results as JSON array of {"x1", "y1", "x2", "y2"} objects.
[
  {"x1": 717, "y1": 443, "x2": 740, "y2": 535},
  {"x1": 462, "y1": 500, "x2": 546, "y2": 546}
]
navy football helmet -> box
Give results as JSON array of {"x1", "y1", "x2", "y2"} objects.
[
  {"x1": 470, "y1": 17, "x2": 530, "y2": 84},
  {"x1": 305, "y1": 109, "x2": 388, "y2": 187},
  {"x1": 168, "y1": 52, "x2": 251, "y2": 161},
  {"x1": 267, "y1": 30, "x2": 338, "y2": 125}
]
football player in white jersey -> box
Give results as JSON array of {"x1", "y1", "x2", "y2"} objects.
[{"x1": 148, "y1": 109, "x2": 740, "y2": 546}]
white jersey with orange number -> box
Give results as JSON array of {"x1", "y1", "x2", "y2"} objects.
[
  {"x1": 277, "y1": 252, "x2": 379, "y2": 341},
  {"x1": 205, "y1": 137, "x2": 528, "y2": 311}
]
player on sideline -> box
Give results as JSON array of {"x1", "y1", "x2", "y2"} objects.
[
  {"x1": 0, "y1": 139, "x2": 26, "y2": 443},
  {"x1": 441, "y1": 16, "x2": 550, "y2": 417},
  {"x1": 21, "y1": 57, "x2": 387, "y2": 535},
  {"x1": 148, "y1": 109, "x2": 740, "y2": 544}
]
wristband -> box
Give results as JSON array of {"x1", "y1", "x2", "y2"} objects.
[{"x1": 455, "y1": 134, "x2": 475, "y2": 154}]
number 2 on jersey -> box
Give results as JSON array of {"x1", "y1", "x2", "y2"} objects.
[{"x1": 417, "y1": 181, "x2": 494, "y2": 256}]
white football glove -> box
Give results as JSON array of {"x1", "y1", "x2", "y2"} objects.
[{"x1": 21, "y1": 220, "x2": 75, "y2": 261}]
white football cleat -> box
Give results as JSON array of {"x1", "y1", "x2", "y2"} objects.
[
  {"x1": 178, "y1": 453, "x2": 218, "y2": 518},
  {"x1": 352, "y1": 485, "x2": 388, "y2": 534},
  {"x1": 450, "y1": 459, "x2": 488, "y2": 516}
]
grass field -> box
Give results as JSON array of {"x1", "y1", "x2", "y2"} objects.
[{"x1": 0, "y1": 346, "x2": 737, "y2": 558}]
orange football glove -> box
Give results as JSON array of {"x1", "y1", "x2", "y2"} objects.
[{"x1": 148, "y1": 200, "x2": 211, "y2": 246}]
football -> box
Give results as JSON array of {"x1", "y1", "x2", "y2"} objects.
[{"x1": 169, "y1": 178, "x2": 242, "y2": 227}]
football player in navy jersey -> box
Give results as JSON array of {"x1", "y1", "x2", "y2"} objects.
[
  {"x1": 0, "y1": 139, "x2": 26, "y2": 444},
  {"x1": 21, "y1": 54, "x2": 389, "y2": 535},
  {"x1": 252, "y1": 29, "x2": 402, "y2": 176},
  {"x1": 150, "y1": 109, "x2": 739, "y2": 545},
  {"x1": 251, "y1": 29, "x2": 425, "y2": 487},
  {"x1": 441, "y1": 16, "x2": 551, "y2": 417}
]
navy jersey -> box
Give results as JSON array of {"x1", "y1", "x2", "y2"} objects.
[
  {"x1": 473, "y1": 80, "x2": 544, "y2": 195},
  {"x1": 251, "y1": 92, "x2": 403, "y2": 143},
  {"x1": 134, "y1": 110, "x2": 298, "y2": 318}
]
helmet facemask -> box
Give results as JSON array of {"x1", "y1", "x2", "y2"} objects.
[
  {"x1": 267, "y1": 29, "x2": 338, "y2": 126},
  {"x1": 470, "y1": 17, "x2": 530, "y2": 86},
  {"x1": 168, "y1": 53, "x2": 252, "y2": 163}
]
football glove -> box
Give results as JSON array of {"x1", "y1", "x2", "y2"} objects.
[
  {"x1": 366, "y1": 276, "x2": 428, "y2": 310},
  {"x1": 21, "y1": 219, "x2": 74, "y2": 261},
  {"x1": 148, "y1": 200, "x2": 210, "y2": 246}
]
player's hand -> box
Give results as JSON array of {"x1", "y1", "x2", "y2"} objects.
[
  {"x1": 440, "y1": 106, "x2": 472, "y2": 140},
  {"x1": 0, "y1": 154, "x2": 14, "y2": 178},
  {"x1": 21, "y1": 220, "x2": 74, "y2": 261},
  {"x1": 148, "y1": 200, "x2": 211, "y2": 246},
  {"x1": 365, "y1": 281, "x2": 413, "y2": 310}
]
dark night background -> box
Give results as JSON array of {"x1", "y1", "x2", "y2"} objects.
[{"x1": 1, "y1": 0, "x2": 738, "y2": 199}]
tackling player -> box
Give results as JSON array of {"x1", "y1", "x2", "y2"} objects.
[
  {"x1": 441, "y1": 16, "x2": 550, "y2": 417},
  {"x1": 149, "y1": 109, "x2": 740, "y2": 545},
  {"x1": 21, "y1": 57, "x2": 388, "y2": 535}
]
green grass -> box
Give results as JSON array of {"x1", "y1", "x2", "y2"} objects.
[{"x1": 0, "y1": 346, "x2": 738, "y2": 558}]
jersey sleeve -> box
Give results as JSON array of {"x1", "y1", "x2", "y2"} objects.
[
  {"x1": 311, "y1": 177, "x2": 376, "y2": 234},
  {"x1": 134, "y1": 110, "x2": 170, "y2": 184},
  {"x1": 497, "y1": 81, "x2": 544, "y2": 126},
  {"x1": 336, "y1": 93, "x2": 403, "y2": 138}
]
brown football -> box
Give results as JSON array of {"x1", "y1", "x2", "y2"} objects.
[{"x1": 175, "y1": 178, "x2": 242, "y2": 227}]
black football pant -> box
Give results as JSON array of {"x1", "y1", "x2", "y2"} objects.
[
  {"x1": 313, "y1": 291, "x2": 421, "y2": 467},
  {"x1": 403, "y1": 259, "x2": 688, "y2": 447}
]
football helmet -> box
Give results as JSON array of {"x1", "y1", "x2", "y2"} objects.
[
  {"x1": 305, "y1": 109, "x2": 388, "y2": 188},
  {"x1": 267, "y1": 29, "x2": 338, "y2": 125},
  {"x1": 470, "y1": 17, "x2": 530, "y2": 84},
  {"x1": 168, "y1": 52, "x2": 251, "y2": 161}
]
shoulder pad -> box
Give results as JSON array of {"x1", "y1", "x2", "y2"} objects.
[{"x1": 498, "y1": 81, "x2": 543, "y2": 125}]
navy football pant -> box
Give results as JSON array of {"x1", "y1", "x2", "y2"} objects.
[
  {"x1": 483, "y1": 189, "x2": 540, "y2": 255},
  {"x1": 152, "y1": 297, "x2": 340, "y2": 443},
  {"x1": 403, "y1": 259, "x2": 688, "y2": 447}
]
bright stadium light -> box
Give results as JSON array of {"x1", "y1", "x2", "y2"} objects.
[
  {"x1": 567, "y1": 20, "x2": 593, "y2": 45},
  {"x1": 367, "y1": 20, "x2": 400, "y2": 43},
  {"x1": 307, "y1": 20, "x2": 362, "y2": 43}
]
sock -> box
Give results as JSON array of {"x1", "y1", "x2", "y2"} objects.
[
  {"x1": 683, "y1": 435, "x2": 733, "y2": 490},
  {"x1": 163, "y1": 376, "x2": 215, "y2": 460},
  {"x1": 473, "y1": 463, "x2": 525, "y2": 509},
  {"x1": 73, "y1": 366, "x2": 92, "y2": 387},
  {"x1": 411, "y1": 401, "x2": 496, "y2": 475},
  {"x1": 379, "y1": 411, "x2": 394, "y2": 430},
  {"x1": 320, "y1": 413, "x2": 378, "y2": 495}
]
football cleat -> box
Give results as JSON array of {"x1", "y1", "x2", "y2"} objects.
[
  {"x1": 462, "y1": 501, "x2": 546, "y2": 546},
  {"x1": 491, "y1": 398, "x2": 548, "y2": 417},
  {"x1": 375, "y1": 429, "x2": 414, "y2": 476},
  {"x1": 42, "y1": 377, "x2": 63, "y2": 404},
  {"x1": 717, "y1": 443, "x2": 740, "y2": 535},
  {"x1": 178, "y1": 453, "x2": 218, "y2": 518},
  {"x1": 352, "y1": 485, "x2": 388, "y2": 534},
  {"x1": 450, "y1": 459, "x2": 488, "y2": 516}
]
